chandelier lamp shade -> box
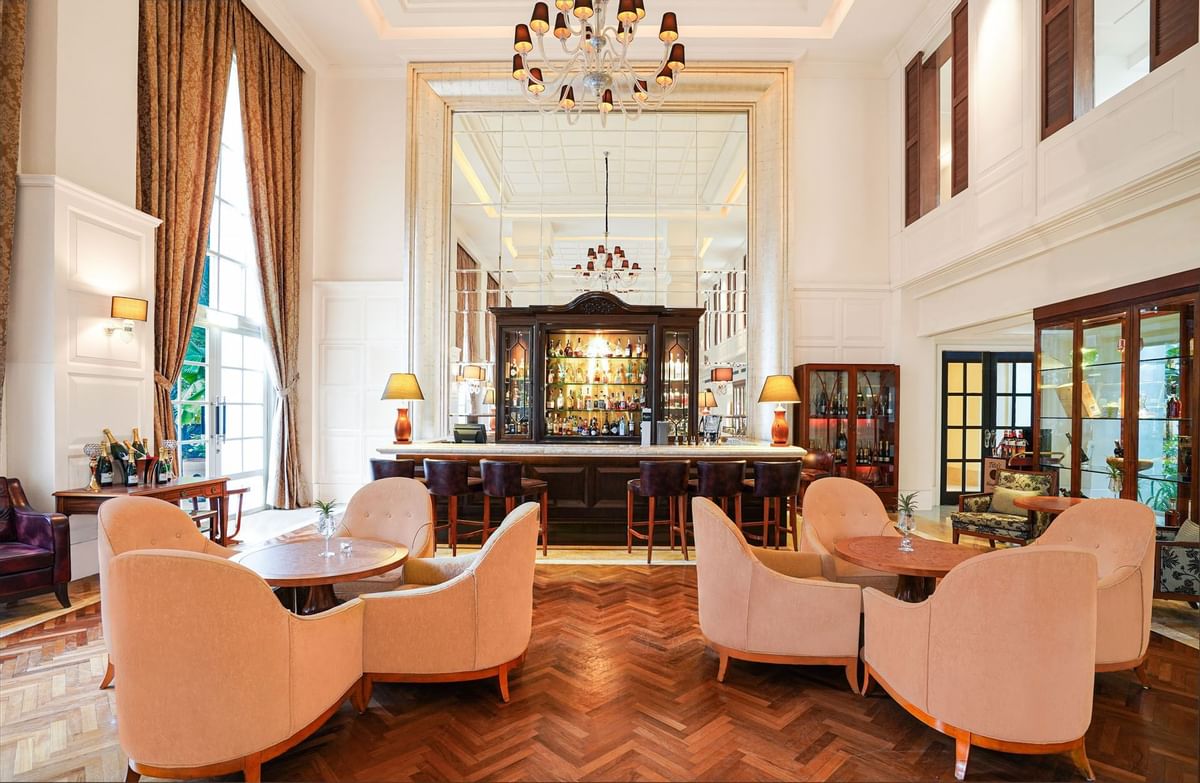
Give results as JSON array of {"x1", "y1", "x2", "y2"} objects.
[{"x1": 512, "y1": 0, "x2": 685, "y2": 124}]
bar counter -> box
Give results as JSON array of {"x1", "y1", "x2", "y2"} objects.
[{"x1": 377, "y1": 441, "x2": 807, "y2": 546}]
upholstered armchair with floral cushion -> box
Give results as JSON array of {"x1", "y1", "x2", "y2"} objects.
[
  {"x1": 692, "y1": 497, "x2": 862, "y2": 690},
  {"x1": 108, "y1": 549, "x2": 364, "y2": 783},
  {"x1": 863, "y1": 545, "x2": 1098, "y2": 781},
  {"x1": 1036, "y1": 498, "x2": 1156, "y2": 684},
  {"x1": 360, "y1": 502, "x2": 539, "y2": 705},
  {"x1": 1155, "y1": 518, "x2": 1199, "y2": 606},
  {"x1": 799, "y1": 477, "x2": 899, "y2": 592},
  {"x1": 950, "y1": 469, "x2": 1057, "y2": 547},
  {"x1": 333, "y1": 477, "x2": 435, "y2": 599},
  {"x1": 97, "y1": 496, "x2": 234, "y2": 690}
]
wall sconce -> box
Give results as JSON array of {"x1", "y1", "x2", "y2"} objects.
[
  {"x1": 104, "y1": 296, "x2": 148, "y2": 343},
  {"x1": 710, "y1": 366, "x2": 734, "y2": 395},
  {"x1": 461, "y1": 364, "x2": 486, "y2": 393}
]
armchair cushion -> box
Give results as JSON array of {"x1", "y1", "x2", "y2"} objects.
[
  {"x1": 0, "y1": 543, "x2": 54, "y2": 575},
  {"x1": 1175, "y1": 519, "x2": 1200, "y2": 542},
  {"x1": 959, "y1": 493, "x2": 993, "y2": 512},
  {"x1": 990, "y1": 486, "x2": 1040, "y2": 516},
  {"x1": 950, "y1": 510, "x2": 1029, "y2": 534},
  {"x1": 1157, "y1": 540, "x2": 1200, "y2": 598},
  {"x1": 750, "y1": 547, "x2": 825, "y2": 580}
]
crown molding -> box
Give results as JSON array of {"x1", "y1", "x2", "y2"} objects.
[{"x1": 16, "y1": 175, "x2": 162, "y2": 228}]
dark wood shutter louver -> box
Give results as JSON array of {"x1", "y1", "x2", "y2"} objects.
[
  {"x1": 951, "y1": 0, "x2": 969, "y2": 196},
  {"x1": 1042, "y1": 0, "x2": 1075, "y2": 139},
  {"x1": 1151, "y1": 0, "x2": 1199, "y2": 70},
  {"x1": 904, "y1": 53, "x2": 922, "y2": 226}
]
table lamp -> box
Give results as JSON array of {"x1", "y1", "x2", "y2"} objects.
[
  {"x1": 381, "y1": 373, "x2": 424, "y2": 444},
  {"x1": 758, "y1": 375, "x2": 801, "y2": 447},
  {"x1": 698, "y1": 390, "x2": 718, "y2": 415}
]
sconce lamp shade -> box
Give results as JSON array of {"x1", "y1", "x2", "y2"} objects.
[
  {"x1": 698, "y1": 390, "x2": 718, "y2": 410},
  {"x1": 111, "y1": 296, "x2": 148, "y2": 322},
  {"x1": 710, "y1": 366, "x2": 734, "y2": 384},
  {"x1": 757, "y1": 375, "x2": 801, "y2": 404},
  {"x1": 484, "y1": 387, "x2": 496, "y2": 405},
  {"x1": 381, "y1": 373, "x2": 424, "y2": 401},
  {"x1": 463, "y1": 365, "x2": 486, "y2": 381}
]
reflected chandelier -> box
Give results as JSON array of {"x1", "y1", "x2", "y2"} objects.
[
  {"x1": 574, "y1": 152, "x2": 641, "y2": 292},
  {"x1": 512, "y1": 1, "x2": 685, "y2": 124}
]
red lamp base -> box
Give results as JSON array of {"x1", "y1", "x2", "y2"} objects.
[
  {"x1": 394, "y1": 407, "x2": 412, "y2": 444},
  {"x1": 771, "y1": 408, "x2": 790, "y2": 447}
]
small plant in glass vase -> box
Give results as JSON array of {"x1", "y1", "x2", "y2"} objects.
[
  {"x1": 313, "y1": 499, "x2": 339, "y2": 558},
  {"x1": 895, "y1": 492, "x2": 919, "y2": 552}
]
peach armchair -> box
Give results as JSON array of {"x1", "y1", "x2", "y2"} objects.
[
  {"x1": 863, "y1": 545, "x2": 1098, "y2": 781},
  {"x1": 107, "y1": 549, "x2": 364, "y2": 783},
  {"x1": 97, "y1": 496, "x2": 233, "y2": 690},
  {"x1": 692, "y1": 498, "x2": 863, "y2": 690},
  {"x1": 1036, "y1": 498, "x2": 1156, "y2": 684},
  {"x1": 360, "y1": 501, "x2": 539, "y2": 704},
  {"x1": 800, "y1": 477, "x2": 899, "y2": 591},
  {"x1": 333, "y1": 477, "x2": 436, "y2": 598}
]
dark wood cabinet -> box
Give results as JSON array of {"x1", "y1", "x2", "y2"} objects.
[
  {"x1": 491, "y1": 292, "x2": 703, "y2": 444},
  {"x1": 1033, "y1": 271, "x2": 1200, "y2": 526},
  {"x1": 792, "y1": 363, "x2": 901, "y2": 510}
]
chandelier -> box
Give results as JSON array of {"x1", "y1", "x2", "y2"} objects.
[
  {"x1": 512, "y1": 1, "x2": 685, "y2": 125},
  {"x1": 574, "y1": 152, "x2": 641, "y2": 292}
]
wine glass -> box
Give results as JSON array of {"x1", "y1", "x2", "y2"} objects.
[
  {"x1": 316, "y1": 512, "x2": 338, "y2": 558},
  {"x1": 896, "y1": 512, "x2": 915, "y2": 553}
]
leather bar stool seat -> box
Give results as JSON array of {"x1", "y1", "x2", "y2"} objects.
[
  {"x1": 798, "y1": 450, "x2": 833, "y2": 509},
  {"x1": 627, "y1": 460, "x2": 690, "y2": 563},
  {"x1": 370, "y1": 458, "x2": 417, "y2": 481},
  {"x1": 423, "y1": 459, "x2": 484, "y2": 556},
  {"x1": 689, "y1": 460, "x2": 746, "y2": 532},
  {"x1": 743, "y1": 461, "x2": 803, "y2": 550},
  {"x1": 480, "y1": 460, "x2": 550, "y2": 554}
]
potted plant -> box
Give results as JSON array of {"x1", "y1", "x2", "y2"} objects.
[{"x1": 896, "y1": 492, "x2": 918, "y2": 552}]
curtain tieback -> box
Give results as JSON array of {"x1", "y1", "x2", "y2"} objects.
[
  {"x1": 154, "y1": 372, "x2": 174, "y2": 390},
  {"x1": 277, "y1": 375, "x2": 301, "y2": 397}
]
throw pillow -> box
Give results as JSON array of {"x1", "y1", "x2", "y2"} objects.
[
  {"x1": 991, "y1": 486, "x2": 1041, "y2": 516},
  {"x1": 1174, "y1": 518, "x2": 1200, "y2": 543}
]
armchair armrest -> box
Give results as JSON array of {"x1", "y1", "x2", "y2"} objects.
[
  {"x1": 403, "y1": 553, "x2": 478, "y2": 586},
  {"x1": 798, "y1": 525, "x2": 838, "y2": 581},
  {"x1": 751, "y1": 548, "x2": 825, "y2": 580},
  {"x1": 745, "y1": 564, "x2": 862, "y2": 657},
  {"x1": 862, "y1": 587, "x2": 932, "y2": 708},
  {"x1": 957, "y1": 492, "x2": 993, "y2": 512},
  {"x1": 14, "y1": 508, "x2": 71, "y2": 583},
  {"x1": 359, "y1": 575, "x2": 479, "y2": 674},
  {"x1": 1095, "y1": 565, "x2": 1149, "y2": 664},
  {"x1": 288, "y1": 599, "x2": 363, "y2": 733},
  {"x1": 1154, "y1": 539, "x2": 1200, "y2": 601}
]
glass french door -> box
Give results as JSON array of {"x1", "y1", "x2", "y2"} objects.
[{"x1": 941, "y1": 354, "x2": 985, "y2": 504}]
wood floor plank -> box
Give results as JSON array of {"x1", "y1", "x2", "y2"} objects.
[{"x1": 0, "y1": 566, "x2": 1195, "y2": 782}]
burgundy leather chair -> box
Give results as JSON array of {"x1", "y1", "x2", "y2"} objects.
[{"x1": 0, "y1": 477, "x2": 71, "y2": 607}]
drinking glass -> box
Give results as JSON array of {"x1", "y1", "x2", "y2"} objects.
[
  {"x1": 896, "y1": 513, "x2": 915, "y2": 553},
  {"x1": 317, "y1": 513, "x2": 337, "y2": 558}
]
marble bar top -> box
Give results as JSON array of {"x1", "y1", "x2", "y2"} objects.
[{"x1": 377, "y1": 441, "x2": 807, "y2": 459}]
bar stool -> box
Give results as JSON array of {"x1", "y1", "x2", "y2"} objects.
[
  {"x1": 480, "y1": 460, "x2": 550, "y2": 555},
  {"x1": 423, "y1": 459, "x2": 484, "y2": 556},
  {"x1": 798, "y1": 450, "x2": 833, "y2": 509},
  {"x1": 743, "y1": 461, "x2": 802, "y2": 550},
  {"x1": 689, "y1": 460, "x2": 746, "y2": 537},
  {"x1": 627, "y1": 460, "x2": 690, "y2": 563},
  {"x1": 370, "y1": 458, "x2": 416, "y2": 480}
]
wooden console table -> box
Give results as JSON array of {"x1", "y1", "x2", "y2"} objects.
[{"x1": 53, "y1": 476, "x2": 233, "y2": 545}]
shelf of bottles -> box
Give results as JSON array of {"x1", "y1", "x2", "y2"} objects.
[
  {"x1": 543, "y1": 330, "x2": 649, "y2": 439},
  {"x1": 660, "y1": 330, "x2": 692, "y2": 441},
  {"x1": 501, "y1": 327, "x2": 534, "y2": 440},
  {"x1": 801, "y1": 366, "x2": 898, "y2": 490}
]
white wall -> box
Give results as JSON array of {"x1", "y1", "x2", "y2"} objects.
[{"x1": 887, "y1": 0, "x2": 1200, "y2": 508}]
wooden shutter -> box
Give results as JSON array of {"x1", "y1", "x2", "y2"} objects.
[
  {"x1": 1042, "y1": 0, "x2": 1075, "y2": 139},
  {"x1": 1151, "y1": 0, "x2": 1199, "y2": 70},
  {"x1": 919, "y1": 54, "x2": 940, "y2": 213},
  {"x1": 904, "y1": 53, "x2": 922, "y2": 226},
  {"x1": 951, "y1": 0, "x2": 969, "y2": 196}
]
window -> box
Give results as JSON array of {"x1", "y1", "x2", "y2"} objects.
[
  {"x1": 171, "y1": 60, "x2": 274, "y2": 512},
  {"x1": 1042, "y1": 0, "x2": 1198, "y2": 138},
  {"x1": 904, "y1": 0, "x2": 969, "y2": 226}
]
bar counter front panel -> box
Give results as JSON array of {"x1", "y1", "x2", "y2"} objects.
[{"x1": 379, "y1": 443, "x2": 808, "y2": 546}]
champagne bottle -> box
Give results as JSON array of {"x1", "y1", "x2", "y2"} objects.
[{"x1": 98, "y1": 443, "x2": 114, "y2": 486}]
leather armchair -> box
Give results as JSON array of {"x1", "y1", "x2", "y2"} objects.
[
  {"x1": 108, "y1": 549, "x2": 363, "y2": 783},
  {"x1": 692, "y1": 497, "x2": 862, "y2": 690},
  {"x1": 360, "y1": 501, "x2": 539, "y2": 704},
  {"x1": 799, "y1": 477, "x2": 899, "y2": 591},
  {"x1": 333, "y1": 477, "x2": 436, "y2": 598},
  {"x1": 97, "y1": 496, "x2": 233, "y2": 689},
  {"x1": 1036, "y1": 498, "x2": 1156, "y2": 683},
  {"x1": 863, "y1": 545, "x2": 1098, "y2": 781},
  {"x1": 0, "y1": 477, "x2": 71, "y2": 608}
]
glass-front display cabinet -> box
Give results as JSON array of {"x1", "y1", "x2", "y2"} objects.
[
  {"x1": 1033, "y1": 273, "x2": 1199, "y2": 526},
  {"x1": 491, "y1": 292, "x2": 702, "y2": 443},
  {"x1": 793, "y1": 363, "x2": 900, "y2": 510}
]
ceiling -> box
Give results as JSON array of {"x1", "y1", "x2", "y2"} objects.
[{"x1": 277, "y1": 0, "x2": 930, "y2": 68}]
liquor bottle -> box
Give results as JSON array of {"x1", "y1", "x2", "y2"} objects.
[
  {"x1": 98, "y1": 443, "x2": 114, "y2": 486},
  {"x1": 835, "y1": 430, "x2": 848, "y2": 463},
  {"x1": 1167, "y1": 393, "x2": 1182, "y2": 419},
  {"x1": 618, "y1": 416, "x2": 628, "y2": 437},
  {"x1": 556, "y1": 390, "x2": 565, "y2": 410},
  {"x1": 626, "y1": 338, "x2": 633, "y2": 358},
  {"x1": 589, "y1": 417, "x2": 599, "y2": 437}
]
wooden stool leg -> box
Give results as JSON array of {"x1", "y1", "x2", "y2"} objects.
[
  {"x1": 790, "y1": 496, "x2": 798, "y2": 551},
  {"x1": 627, "y1": 488, "x2": 634, "y2": 553},
  {"x1": 482, "y1": 496, "x2": 491, "y2": 545},
  {"x1": 679, "y1": 495, "x2": 689, "y2": 561},
  {"x1": 450, "y1": 495, "x2": 459, "y2": 557},
  {"x1": 669, "y1": 497, "x2": 677, "y2": 551},
  {"x1": 762, "y1": 498, "x2": 770, "y2": 545},
  {"x1": 734, "y1": 494, "x2": 742, "y2": 527},
  {"x1": 647, "y1": 496, "x2": 656, "y2": 565},
  {"x1": 540, "y1": 488, "x2": 549, "y2": 556},
  {"x1": 720, "y1": 497, "x2": 728, "y2": 514}
]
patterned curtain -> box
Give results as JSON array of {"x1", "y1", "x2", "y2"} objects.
[
  {"x1": 0, "y1": 0, "x2": 28, "y2": 421},
  {"x1": 137, "y1": 0, "x2": 235, "y2": 449},
  {"x1": 232, "y1": 2, "x2": 309, "y2": 508}
]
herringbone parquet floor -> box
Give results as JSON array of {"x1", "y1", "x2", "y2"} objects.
[{"x1": 1, "y1": 566, "x2": 1196, "y2": 782}]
